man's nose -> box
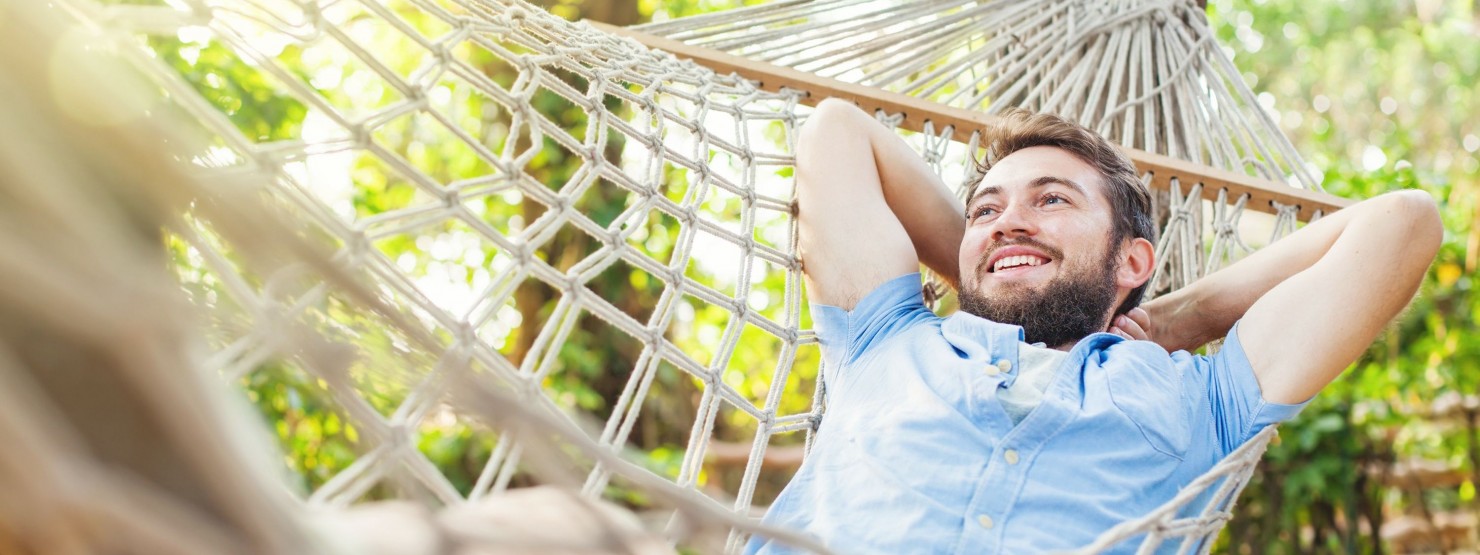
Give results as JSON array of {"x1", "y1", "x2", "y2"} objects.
[{"x1": 989, "y1": 203, "x2": 1037, "y2": 240}]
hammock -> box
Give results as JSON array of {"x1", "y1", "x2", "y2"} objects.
[{"x1": 3, "y1": 0, "x2": 1348, "y2": 553}]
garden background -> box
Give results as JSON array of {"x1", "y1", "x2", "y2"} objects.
[{"x1": 162, "y1": 0, "x2": 1480, "y2": 552}]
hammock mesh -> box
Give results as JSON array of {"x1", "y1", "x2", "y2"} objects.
[{"x1": 42, "y1": 0, "x2": 1318, "y2": 552}]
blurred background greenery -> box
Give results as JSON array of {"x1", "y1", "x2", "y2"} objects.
[
  {"x1": 1202, "y1": 0, "x2": 1478, "y2": 552},
  {"x1": 158, "y1": 0, "x2": 1478, "y2": 552}
]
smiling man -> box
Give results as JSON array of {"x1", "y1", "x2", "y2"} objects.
[{"x1": 745, "y1": 99, "x2": 1442, "y2": 554}]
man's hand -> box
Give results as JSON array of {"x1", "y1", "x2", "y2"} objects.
[{"x1": 1107, "y1": 307, "x2": 1152, "y2": 342}]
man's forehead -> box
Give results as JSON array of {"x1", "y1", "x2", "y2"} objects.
[{"x1": 970, "y1": 147, "x2": 1103, "y2": 202}]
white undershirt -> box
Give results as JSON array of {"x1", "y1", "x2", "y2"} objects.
[{"x1": 998, "y1": 342, "x2": 1067, "y2": 426}]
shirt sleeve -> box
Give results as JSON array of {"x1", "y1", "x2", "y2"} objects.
[
  {"x1": 811, "y1": 273, "x2": 934, "y2": 396},
  {"x1": 1202, "y1": 321, "x2": 1312, "y2": 454}
]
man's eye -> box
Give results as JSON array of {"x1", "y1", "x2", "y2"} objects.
[
  {"x1": 1042, "y1": 195, "x2": 1067, "y2": 205},
  {"x1": 972, "y1": 206, "x2": 998, "y2": 219}
]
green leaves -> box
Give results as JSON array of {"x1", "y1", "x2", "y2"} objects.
[
  {"x1": 151, "y1": 37, "x2": 307, "y2": 143},
  {"x1": 1210, "y1": 0, "x2": 1480, "y2": 549}
]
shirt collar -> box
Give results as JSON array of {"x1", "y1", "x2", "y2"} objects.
[
  {"x1": 941, "y1": 312, "x2": 1024, "y2": 386},
  {"x1": 941, "y1": 311, "x2": 1128, "y2": 389},
  {"x1": 941, "y1": 311, "x2": 1022, "y2": 359}
]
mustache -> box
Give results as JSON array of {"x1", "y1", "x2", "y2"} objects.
[{"x1": 974, "y1": 238, "x2": 1066, "y2": 276}]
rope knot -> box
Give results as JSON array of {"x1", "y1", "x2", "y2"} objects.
[
  {"x1": 453, "y1": 322, "x2": 477, "y2": 348},
  {"x1": 515, "y1": 243, "x2": 535, "y2": 265},
  {"x1": 563, "y1": 275, "x2": 584, "y2": 297},
  {"x1": 639, "y1": 132, "x2": 663, "y2": 152},
  {"x1": 345, "y1": 231, "x2": 371, "y2": 258},
  {"x1": 785, "y1": 257, "x2": 802, "y2": 272},
  {"x1": 386, "y1": 424, "x2": 411, "y2": 451},
  {"x1": 549, "y1": 194, "x2": 570, "y2": 213}
]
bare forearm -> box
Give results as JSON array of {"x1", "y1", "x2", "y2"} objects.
[
  {"x1": 1146, "y1": 221, "x2": 1343, "y2": 352},
  {"x1": 794, "y1": 99, "x2": 965, "y2": 307},
  {"x1": 1146, "y1": 190, "x2": 1437, "y2": 353},
  {"x1": 857, "y1": 114, "x2": 966, "y2": 288}
]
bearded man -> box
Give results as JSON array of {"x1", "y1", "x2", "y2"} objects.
[{"x1": 745, "y1": 99, "x2": 1442, "y2": 554}]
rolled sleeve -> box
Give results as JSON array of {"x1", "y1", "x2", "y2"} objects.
[
  {"x1": 810, "y1": 273, "x2": 933, "y2": 396},
  {"x1": 1204, "y1": 321, "x2": 1312, "y2": 453}
]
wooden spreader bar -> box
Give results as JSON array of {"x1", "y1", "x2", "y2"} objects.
[{"x1": 596, "y1": 23, "x2": 1350, "y2": 220}]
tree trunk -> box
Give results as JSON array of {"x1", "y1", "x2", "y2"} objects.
[
  {"x1": 1466, "y1": 407, "x2": 1480, "y2": 508},
  {"x1": 579, "y1": 0, "x2": 641, "y2": 26}
]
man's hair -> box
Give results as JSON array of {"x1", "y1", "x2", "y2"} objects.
[{"x1": 969, "y1": 109, "x2": 1156, "y2": 316}]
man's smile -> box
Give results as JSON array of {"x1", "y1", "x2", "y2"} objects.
[
  {"x1": 993, "y1": 254, "x2": 1050, "y2": 273},
  {"x1": 981, "y1": 244, "x2": 1060, "y2": 283}
]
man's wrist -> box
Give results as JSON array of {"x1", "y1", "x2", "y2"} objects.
[{"x1": 1145, "y1": 291, "x2": 1208, "y2": 352}]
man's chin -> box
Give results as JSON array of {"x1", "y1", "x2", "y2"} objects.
[
  {"x1": 958, "y1": 289, "x2": 1044, "y2": 318},
  {"x1": 973, "y1": 281, "x2": 1043, "y2": 299}
]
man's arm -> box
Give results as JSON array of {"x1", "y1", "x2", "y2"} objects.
[
  {"x1": 1144, "y1": 190, "x2": 1442, "y2": 404},
  {"x1": 795, "y1": 99, "x2": 964, "y2": 308}
]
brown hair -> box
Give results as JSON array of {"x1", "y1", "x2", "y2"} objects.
[{"x1": 968, "y1": 109, "x2": 1155, "y2": 316}]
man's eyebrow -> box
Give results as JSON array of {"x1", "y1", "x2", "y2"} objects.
[
  {"x1": 1028, "y1": 175, "x2": 1089, "y2": 197},
  {"x1": 964, "y1": 176, "x2": 1088, "y2": 210},
  {"x1": 965, "y1": 185, "x2": 1002, "y2": 211}
]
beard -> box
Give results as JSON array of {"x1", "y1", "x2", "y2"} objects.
[{"x1": 958, "y1": 240, "x2": 1120, "y2": 348}]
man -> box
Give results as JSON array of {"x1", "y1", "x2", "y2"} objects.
[{"x1": 745, "y1": 99, "x2": 1441, "y2": 553}]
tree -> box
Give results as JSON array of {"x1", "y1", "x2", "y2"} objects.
[{"x1": 1206, "y1": 0, "x2": 1479, "y2": 551}]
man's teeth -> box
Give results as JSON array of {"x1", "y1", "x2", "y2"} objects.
[{"x1": 993, "y1": 255, "x2": 1046, "y2": 272}]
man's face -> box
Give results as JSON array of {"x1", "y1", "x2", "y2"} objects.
[{"x1": 957, "y1": 146, "x2": 1123, "y2": 347}]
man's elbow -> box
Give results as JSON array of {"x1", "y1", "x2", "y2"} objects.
[
  {"x1": 796, "y1": 99, "x2": 874, "y2": 192},
  {"x1": 801, "y1": 98, "x2": 868, "y2": 141},
  {"x1": 1385, "y1": 189, "x2": 1443, "y2": 256}
]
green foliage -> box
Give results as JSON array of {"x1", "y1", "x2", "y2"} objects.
[
  {"x1": 241, "y1": 361, "x2": 363, "y2": 493},
  {"x1": 1206, "y1": 0, "x2": 1480, "y2": 551},
  {"x1": 151, "y1": 37, "x2": 307, "y2": 143},
  {"x1": 157, "y1": 0, "x2": 810, "y2": 507},
  {"x1": 157, "y1": 0, "x2": 1477, "y2": 549}
]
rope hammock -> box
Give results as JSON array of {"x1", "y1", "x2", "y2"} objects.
[
  {"x1": 632, "y1": 0, "x2": 1321, "y2": 190},
  {"x1": 1, "y1": 0, "x2": 1351, "y2": 553}
]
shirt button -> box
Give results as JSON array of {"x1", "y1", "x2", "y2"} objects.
[
  {"x1": 984, "y1": 364, "x2": 1001, "y2": 376},
  {"x1": 996, "y1": 359, "x2": 1013, "y2": 372},
  {"x1": 1004, "y1": 449, "x2": 1020, "y2": 465},
  {"x1": 977, "y1": 514, "x2": 994, "y2": 529}
]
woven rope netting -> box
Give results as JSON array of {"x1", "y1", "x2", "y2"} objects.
[
  {"x1": 9, "y1": 0, "x2": 1324, "y2": 552},
  {"x1": 636, "y1": 0, "x2": 1321, "y2": 191},
  {"x1": 635, "y1": 0, "x2": 1325, "y2": 305}
]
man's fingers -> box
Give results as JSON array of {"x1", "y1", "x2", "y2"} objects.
[
  {"x1": 1125, "y1": 307, "x2": 1151, "y2": 331},
  {"x1": 1112, "y1": 315, "x2": 1149, "y2": 341}
]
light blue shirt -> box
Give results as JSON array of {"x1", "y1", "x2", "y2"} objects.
[{"x1": 747, "y1": 273, "x2": 1308, "y2": 554}]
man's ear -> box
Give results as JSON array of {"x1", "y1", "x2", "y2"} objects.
[{"x1": 1116, "y1": 237, "x2": 1155, "y2": 290}]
